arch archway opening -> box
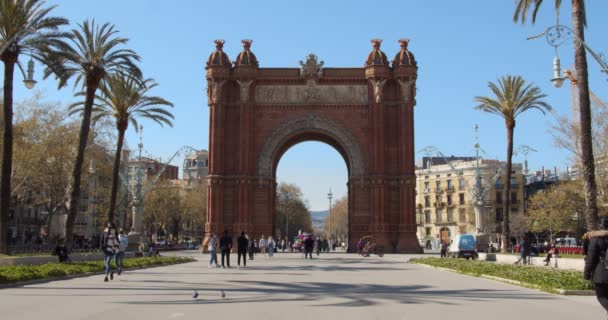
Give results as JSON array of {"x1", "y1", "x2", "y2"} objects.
[{"x1": 274, "y1": 139, "x2": 349, "y2": 252}]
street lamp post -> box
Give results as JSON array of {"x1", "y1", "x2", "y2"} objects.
[
  {"x1": 327, "y1": 188, "x2": 333, "y2": 241},
  {"x1": 527, "y1": 24, "x2": 608, "y2": 86}
]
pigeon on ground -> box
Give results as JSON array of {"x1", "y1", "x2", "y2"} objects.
[
  {"x1": 220, "y1": 290, "x2": 226, "y2": 299},
  {"x1": 193, "y1": 290, "x2": 199, "y2": 300}
]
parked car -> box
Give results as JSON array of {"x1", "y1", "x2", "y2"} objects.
[{"x1": 448, "y1": 234, "x2": 478, "y2": 259}]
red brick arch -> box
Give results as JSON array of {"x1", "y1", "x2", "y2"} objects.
[{"x1": 203, "y1": 39, "x2": 421, "y2": 252}]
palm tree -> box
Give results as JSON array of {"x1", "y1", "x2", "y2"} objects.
[
  {"x1": 0, "y1": 0, "x2": 69, "y2": 254},
  {"x1": 43, "y1": 20, "x2": 141, "y2": 247},
  {"x1": 474, "y1": 75, "x2": 551, "y2": 253},
  {"x1": 514, "y1": 1, "x2": 598, "y2": 230},
  {"x1": 69, "y1": 74, "x2": 173, "y2": 223}
]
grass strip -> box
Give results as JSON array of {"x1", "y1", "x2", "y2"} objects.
[
  {"x1": 410, "y1": 257, "x2": 592, "y2": 291},
  {"x1": 0, "y1": 256, "x2": 194, "y2": 284}
]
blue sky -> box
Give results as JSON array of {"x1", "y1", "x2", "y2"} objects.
[{"x1": 8, "y1": 0, "x2": 608, "y2": 210}]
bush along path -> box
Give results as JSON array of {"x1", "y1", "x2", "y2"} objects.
[
  {"x1": 0, "y1": 256, "x2": 195, "y2": 285},
  {"x1": 410, "y1": 257, "x2": 593, "y2": 293}
]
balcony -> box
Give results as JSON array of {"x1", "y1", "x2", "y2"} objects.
[
  {"x1": 446, "y1": 186, "x2": 455, "y2": 193},
  {"x1": 458, "y1": 200, "x2": 466, "y2": 205},
  {"x1": 424, "y1": 188, "x2": 431, "y2": 193},
  {"x1": 424, "y1": 203, "x2": 431, "y2": 208},
  {"x1": 510, "y1": 183, "x2": 519, "y2": 189},
  {"x1": 495, "y1": 184, "x2": 504, "y2": 190},
  {"x1": 459, "y1": 185, "x2": 466, "y2": 190},
  {"x1": 434, "y1": 188, "x2": 443, "y2": 193}
]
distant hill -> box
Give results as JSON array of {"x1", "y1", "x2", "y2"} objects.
[
  {"x1": 310, "y1": 210, "x2": 328, "y2": 220},
  {"x1": 310, "y1": 210, "x2": 328, "y2": 233}
]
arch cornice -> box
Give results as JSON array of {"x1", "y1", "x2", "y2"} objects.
[{"x1": 256, "y1": 114, "x2": 365, "y2": 179}]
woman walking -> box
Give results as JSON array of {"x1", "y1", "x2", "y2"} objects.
[
  {"x1": 259, "y1": 235, "x2": 267, "y2": 257},
  {"x1": 267, "y1": 236, "x2": 275, "y2": 258},
  {"x1": 100, "y1": 222, "x2": 119, "y2": 282},
  {"x1": 585, "y1": 217, "x2": 608, "y2": 316},
  {"x1": 208, "y1": 233, "x2": 219, "y2": 268}
]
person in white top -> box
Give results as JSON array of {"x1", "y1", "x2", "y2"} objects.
[
  {"x1": 208, "y1": 233, "x2": 219, "y2": 268},
  {"x1": 259, "y1": 235, "x2": 267, "y2": 256},
  {"x1": 115, "y1": 229, "x2": 129, "y2": 275}
]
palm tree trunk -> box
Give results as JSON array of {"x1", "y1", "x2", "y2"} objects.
[
  {"x1": 107, "y1": 128, "x2": 125, "y2": 223},
  {"x1": 0, "y1": 59, "x2": 16, "y2": 254},
  {"x1": 502, "y1": 121, "x2": 515, "y2": 253},
  {"x1": 572, "y1": 0, "x2": 598, "y2": 231},
  {"x1": 65, "y1": 81, "x2": 98, "y2": 249}
]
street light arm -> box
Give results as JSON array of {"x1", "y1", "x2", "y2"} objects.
[{"x1": 530, "y1": 24, "x2": 608, "y2": 77}]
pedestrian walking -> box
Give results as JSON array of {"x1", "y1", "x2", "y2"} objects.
[
  {"x1": 259, "y1": 235, "x2": 267, "y2": 257},
  {"x1": 304, "y1": 236, "x2": 314, "y2": 259},
  {"x1": 267, "y1": 236, "x2": 275, "y2": 258},
  {"x1": 237, "y1": 232, "x2": 249, "y2": 267},
  {"x1": 281, "y1": 238, "x2": 286, "y2": 252},
  {"x1": 315, "y1": 238, "x2": 321, "y2": 256},
  {"x1": 514, "y1": 235, "x2": 531, "y2": 265},
  {"x1": 440, "y1": 241, "x2": 448, "y2": 258},
  {"x1": 220, "y1": 230, "x2": 233, "y2": 268},
  {"x1": 115, "y1": 229, "x2": 128, "y2": 275},
  {"x1": 100, "y1": 222, "x2": 119, "y2": 282},
  {"x1": 208, "y1": 233, "x2": 219, "y2": 268},
  {"x1": 584, "y1": 217, "x2": 608, "y2": 316},
  {"x1": 248, "y1": 236, "x2": 255, "y2": 260}
]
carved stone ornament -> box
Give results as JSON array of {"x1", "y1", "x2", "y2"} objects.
[
  {"x1": 371, "y1": 79, "x2": 387, "y2": 103},
  {"x1": 208, "y1": 80, "x2": 225, "y2": 104},
  {"x1": 398, "y1": 79, "x2": 416, "y2": 103},
  {"x1": 255, "y1": 84, "x2": 368, "y2": 105},
  {"x1": 257, "y1": 115, "x2": 365, "y2": 178},
  {"x1": 299, "y1": 53, "x2": 324, "y2": 80},
  {"x1": 237, "y1": 80, "x2": 253, "y2": 103}
]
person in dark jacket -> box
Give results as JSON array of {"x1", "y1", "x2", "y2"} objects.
[
  {"x1": 219, "y1": 230, "x2": 233, "y2": 268},
  {"x1": 304, "y1": 236, "x2": 315, "y2": 259},
  {"x1": 584, "y1": 217, "x2": 608, "y2": 315},
  {"x1": 514, "y1": 235, "x2": 531, "y2": 265},
  {"x1": 54, "y1": 240, "x2": 71, "y2": 263},
  {"x1": 248, "y1": 236, "x2": 255, "y2": 260},
  {"x1": 237, "y1": 232, "x2": 249, "y2": 267}
]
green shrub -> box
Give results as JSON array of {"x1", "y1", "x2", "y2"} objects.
[
  {"x1": 410, "y1": 257, "x2": 592, "y2": 291},
  {"x1": 0, "y1": 256, "x2": 194, "y2": 285}
]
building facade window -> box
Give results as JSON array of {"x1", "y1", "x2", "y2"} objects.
[
  {"x1": 511, "y1": 192, "x2": 518, "y2": 204},
  {"x1": 459, "y1": 193, "x2": 465, "y2": 205},
  {"x1": 436, "y1": 209, "x2": 442, "y2": 223},
  {"x1": 447, "y1": 208, "x2": 454, "y2": 222},
  {"x1": 424, "y1": 181, "x2": 430, "y2": 193},
  {"x1": 496, "y1": 192, "x2": 503, "y2": 204},
  {"x1": 425, "y1": 210, "x2": 431, "y2": 224},
  {"x1": 496, "y1": 208, "x2": 504, "y2": 222},
  {"x1": 447, "y1": 179, "x2": 453, "y2": 191},
  {"x1": 447, "y1": 195, "x2": 452, "y2": 205},
  {"x1": 424, "y1": 196, "x2": 430, "y2": 207},
  {"x1": 425, "y1": 227, "x2": 431, "y2": 236},
  {"x1": 435, "y1": 181, "x2": 442, "y2": 192}
]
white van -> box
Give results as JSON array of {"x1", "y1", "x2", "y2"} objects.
[
  {"x1": 447, "y1": 234, "x2": 478, "y2": 259},
  {"x1": 555, "y1": 237, "x2": 577, "y2": 246}
]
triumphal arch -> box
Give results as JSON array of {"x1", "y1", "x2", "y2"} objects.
[{"x1": 203, "y1": 38, "x2": 421, "y2": 253}]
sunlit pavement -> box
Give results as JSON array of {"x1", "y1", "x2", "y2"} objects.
[{"x1": 0, "y1": 251, "x2": 605, "y2": 320}]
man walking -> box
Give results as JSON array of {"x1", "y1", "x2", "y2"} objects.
[
  {"x1": 220, "y1": 230, "x2": 233, "y2": 268},
  {"x1": 304, "y1": 236, "x2": 315, "y2": 259},
  {"x1": 237, "y1": 231, "x2": 249, "y2": 268}
]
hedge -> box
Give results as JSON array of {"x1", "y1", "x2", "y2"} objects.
[
  {"x1": 0, "y1": 256, "x2": 195, "y2": 284},
  {"x1": 410, "y1": 257, "x2": 592, "y2": 291}
]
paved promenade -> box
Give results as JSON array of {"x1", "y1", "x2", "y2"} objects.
[{"x1": 0, "y1": 251, "x2": 605, "y2": 319}]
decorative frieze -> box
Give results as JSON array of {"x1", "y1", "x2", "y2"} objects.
[{"x1": 255, "y1": 84, "x2": 368, "y2": 105}]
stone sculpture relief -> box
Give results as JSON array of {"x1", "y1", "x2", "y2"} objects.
[
  {"x1": 257, "y1": 115, "x2": 365, "y2": 178},
  {"x1": 371, "y1": 79, "x2": 387, "y2": 103},
  {"x1": 299, "y1": 53, "x2": 324, "y2": 80},
  {"x1": 237, "y1": 80, "x2": 253, "y2": 103},
  {"x1": 398, "y1": 79, "x2": 416, "y2": 103},
  {"x1": 208, "y1": 80, "x2": 225, "y2": 104},
  {"x1": 255, "y1": 84, "x2": 368, "y2": 105}
]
